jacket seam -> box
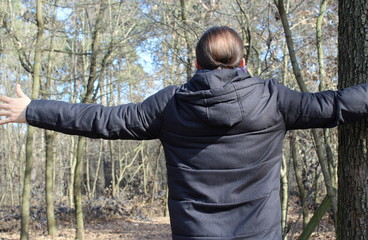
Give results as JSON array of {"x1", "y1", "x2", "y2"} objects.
[{"x1": 232, "y1": 82, "x2": 245, "y2": 118}]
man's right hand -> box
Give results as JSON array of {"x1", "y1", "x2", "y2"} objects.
[{"x1": 0, "y1": 84, "x2": 31, "y2": 125}]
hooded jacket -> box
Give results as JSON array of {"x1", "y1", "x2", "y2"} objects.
[{"x1": 26, "y1": 69, "x2": 368, "y2": 240}]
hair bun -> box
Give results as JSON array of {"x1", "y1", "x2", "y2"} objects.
[{"x1": 196, "y1": 26, "x2": 243, "y2": 70}]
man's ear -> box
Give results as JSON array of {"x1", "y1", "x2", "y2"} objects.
[
  {"x1": 195, "y1": 60, "x2": 202, "y2": 70},
  {"x1": 239, "y1": 58, "x2": 246, "y2": 68}
]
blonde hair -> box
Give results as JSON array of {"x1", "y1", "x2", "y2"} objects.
[{"x1": 195, "y1": 26, "x2": 244, "y2": 70}]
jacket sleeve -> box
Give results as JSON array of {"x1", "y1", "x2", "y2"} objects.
[
  {"x1": 26, "y1": 86, "x2": 177, "y2": 140},
  {"x1": 276, "y1": 82, "x2": 368, "y2": 130}
]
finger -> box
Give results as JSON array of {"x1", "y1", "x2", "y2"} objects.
[
  {"x1": 0, "y1": 118, "x2": 11, "y2": 125},
  {"x1": 16, "y1": 84, "x2": 27, "y2": 98},
  {"x1": 0, "y1": 110, "x2": 11, "y2": 117},
  {"x1": 0, "y1": 104, "x2": 10, "y2": 111},
  {"x1": 0, "y1": 95, "x2": 11, "y2": 103}
]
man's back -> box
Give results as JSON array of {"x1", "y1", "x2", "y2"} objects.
[{"x1": 161, "y1": 69, "x2": 285, "y2": 239}]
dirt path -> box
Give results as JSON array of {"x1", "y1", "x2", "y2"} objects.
[
  {"x1": 0, "y1": 201, "x2": 335, "y2": 240},
  {"x1": 0, "y1": 217, "x2": 172, "y2": 240}
]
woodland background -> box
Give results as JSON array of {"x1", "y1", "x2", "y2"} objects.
[{"x1": 0, "y1": 0, "x2": 349, "y2": 239}]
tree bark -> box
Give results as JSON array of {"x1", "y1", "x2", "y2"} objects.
[
  {"x1": 44, "y1": 2, "x2": 58, "y2": 233},
  {"x1": 45, "y1": 130, "x2": 57, "y2": 236},
  {"x1": 74, "y1": 136, "x2": 85, "y2": 240},
  {"x1": 20, "y1": 0, "x2": 43, "y2": 239},
  {"x1": 69, "y1": 137, "x2": 76, "y2": 208},
  {"x1": 337, "y1": 1, "x2": 368, "y2": 239}
]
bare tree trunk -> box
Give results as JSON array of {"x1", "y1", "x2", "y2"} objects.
[
  {"x1": 235, "y1": 0, "x2": 252, "y2": 64},
  {"x1": 316, "y1": 0, "x2": 329, "y2": 92},
  {"x1": 316, "y1": 0, "x2": 337, "y2": 191},
  {"x1": 74, "y1": 136, "x2": 85, "y2": 240},
  {"x1": 44, "y1": 2, "x2": 58, "y2": 233},
  {"x1": 280, "y1": 151, "x2": 289, "y2": 237},
  {"x1": 275, "y1": 0, "x2": 338, "y2": 226},
  {"x1": 180, "y1": 0, "x2": 193, "y2": 81},
  {"x1": 69, "y1": 137, "x2": 76, "y2": 208},
  {"x1": 20, "y1": 0, "x2": 43, "y2": 239},
  {"x1": 91, "y1": 139, "x2": 104, "y2": 198},
  {"x1": 85, "y1": 141, "x2": 91, "y2": 197},
  {"x1": 298, "y1": 196, "x2": 331, "y2": 240},
  {"x1": 116, "y1": 143, "x2": 143, "y2": 196},
  {"x1": 45, "y1": 130, "x2": 57, "y2": 236},
  {"x1": 74, "y1": 3, "x2": 106, "y2": 238},
  {"x1": 110, "y1": 141, "x2": 117, "y2": 198},
  {"x1": 290, "y1": 132, "x2": 310, "y2": 227},
  {"x1": 280, "y1": 2, "x2": 290, "y2": 235},
  {"x1": 337, "y1": 1, "x2": 368, "y2": 239},
  {"x1": 151, "y1": 145, "x2": 163, "y2": 204},
  {"x1": 141, "y1": 142, "x2": 148, "y2": 195}
]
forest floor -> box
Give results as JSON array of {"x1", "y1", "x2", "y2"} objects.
[
  {"x1": 0, "y1": 196, "x2": 335, "y2": 240},
  {"x1": 0, "y1": 216, "x2": 172, "y2": 240}
]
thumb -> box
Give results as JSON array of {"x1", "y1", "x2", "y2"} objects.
[{"x1": 16, "y1": 84, "x2": 27, "y2": 98}]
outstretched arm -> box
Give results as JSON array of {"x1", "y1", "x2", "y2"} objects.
[
  {"x1": 0, "y1": 84, "x2": 31, "y2": 125},
  {"x1": 2, "y1": 85, "x2": 177, "y2": 140},
  {"x1": 277, "y1": 82, "x2": 368, "y2": 130}
]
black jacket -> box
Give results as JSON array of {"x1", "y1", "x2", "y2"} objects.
[{"x1": 26, "y1": 69, "x2": 368, "y2": 239}]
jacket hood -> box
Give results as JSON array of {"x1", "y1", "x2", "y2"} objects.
[{"x1": 176, "y1": 68, "x2": 254, "y2": 127}]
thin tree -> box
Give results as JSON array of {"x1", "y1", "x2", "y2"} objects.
[
  {"x1": 180, "y1": 0, "x2": 193, "y2": 81},
  {"x1": 274, "y1": 0, "x2": 338, "y2": 227},
  {"x1": 74, "y1": 2, "x2": 107, "y2": 238},
  {"x1": 43, "y1": 0, "x2": 58, "y2": 234},
  {"x1": 20, "y1": 0, "x2": 43, "y2": 239}
]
